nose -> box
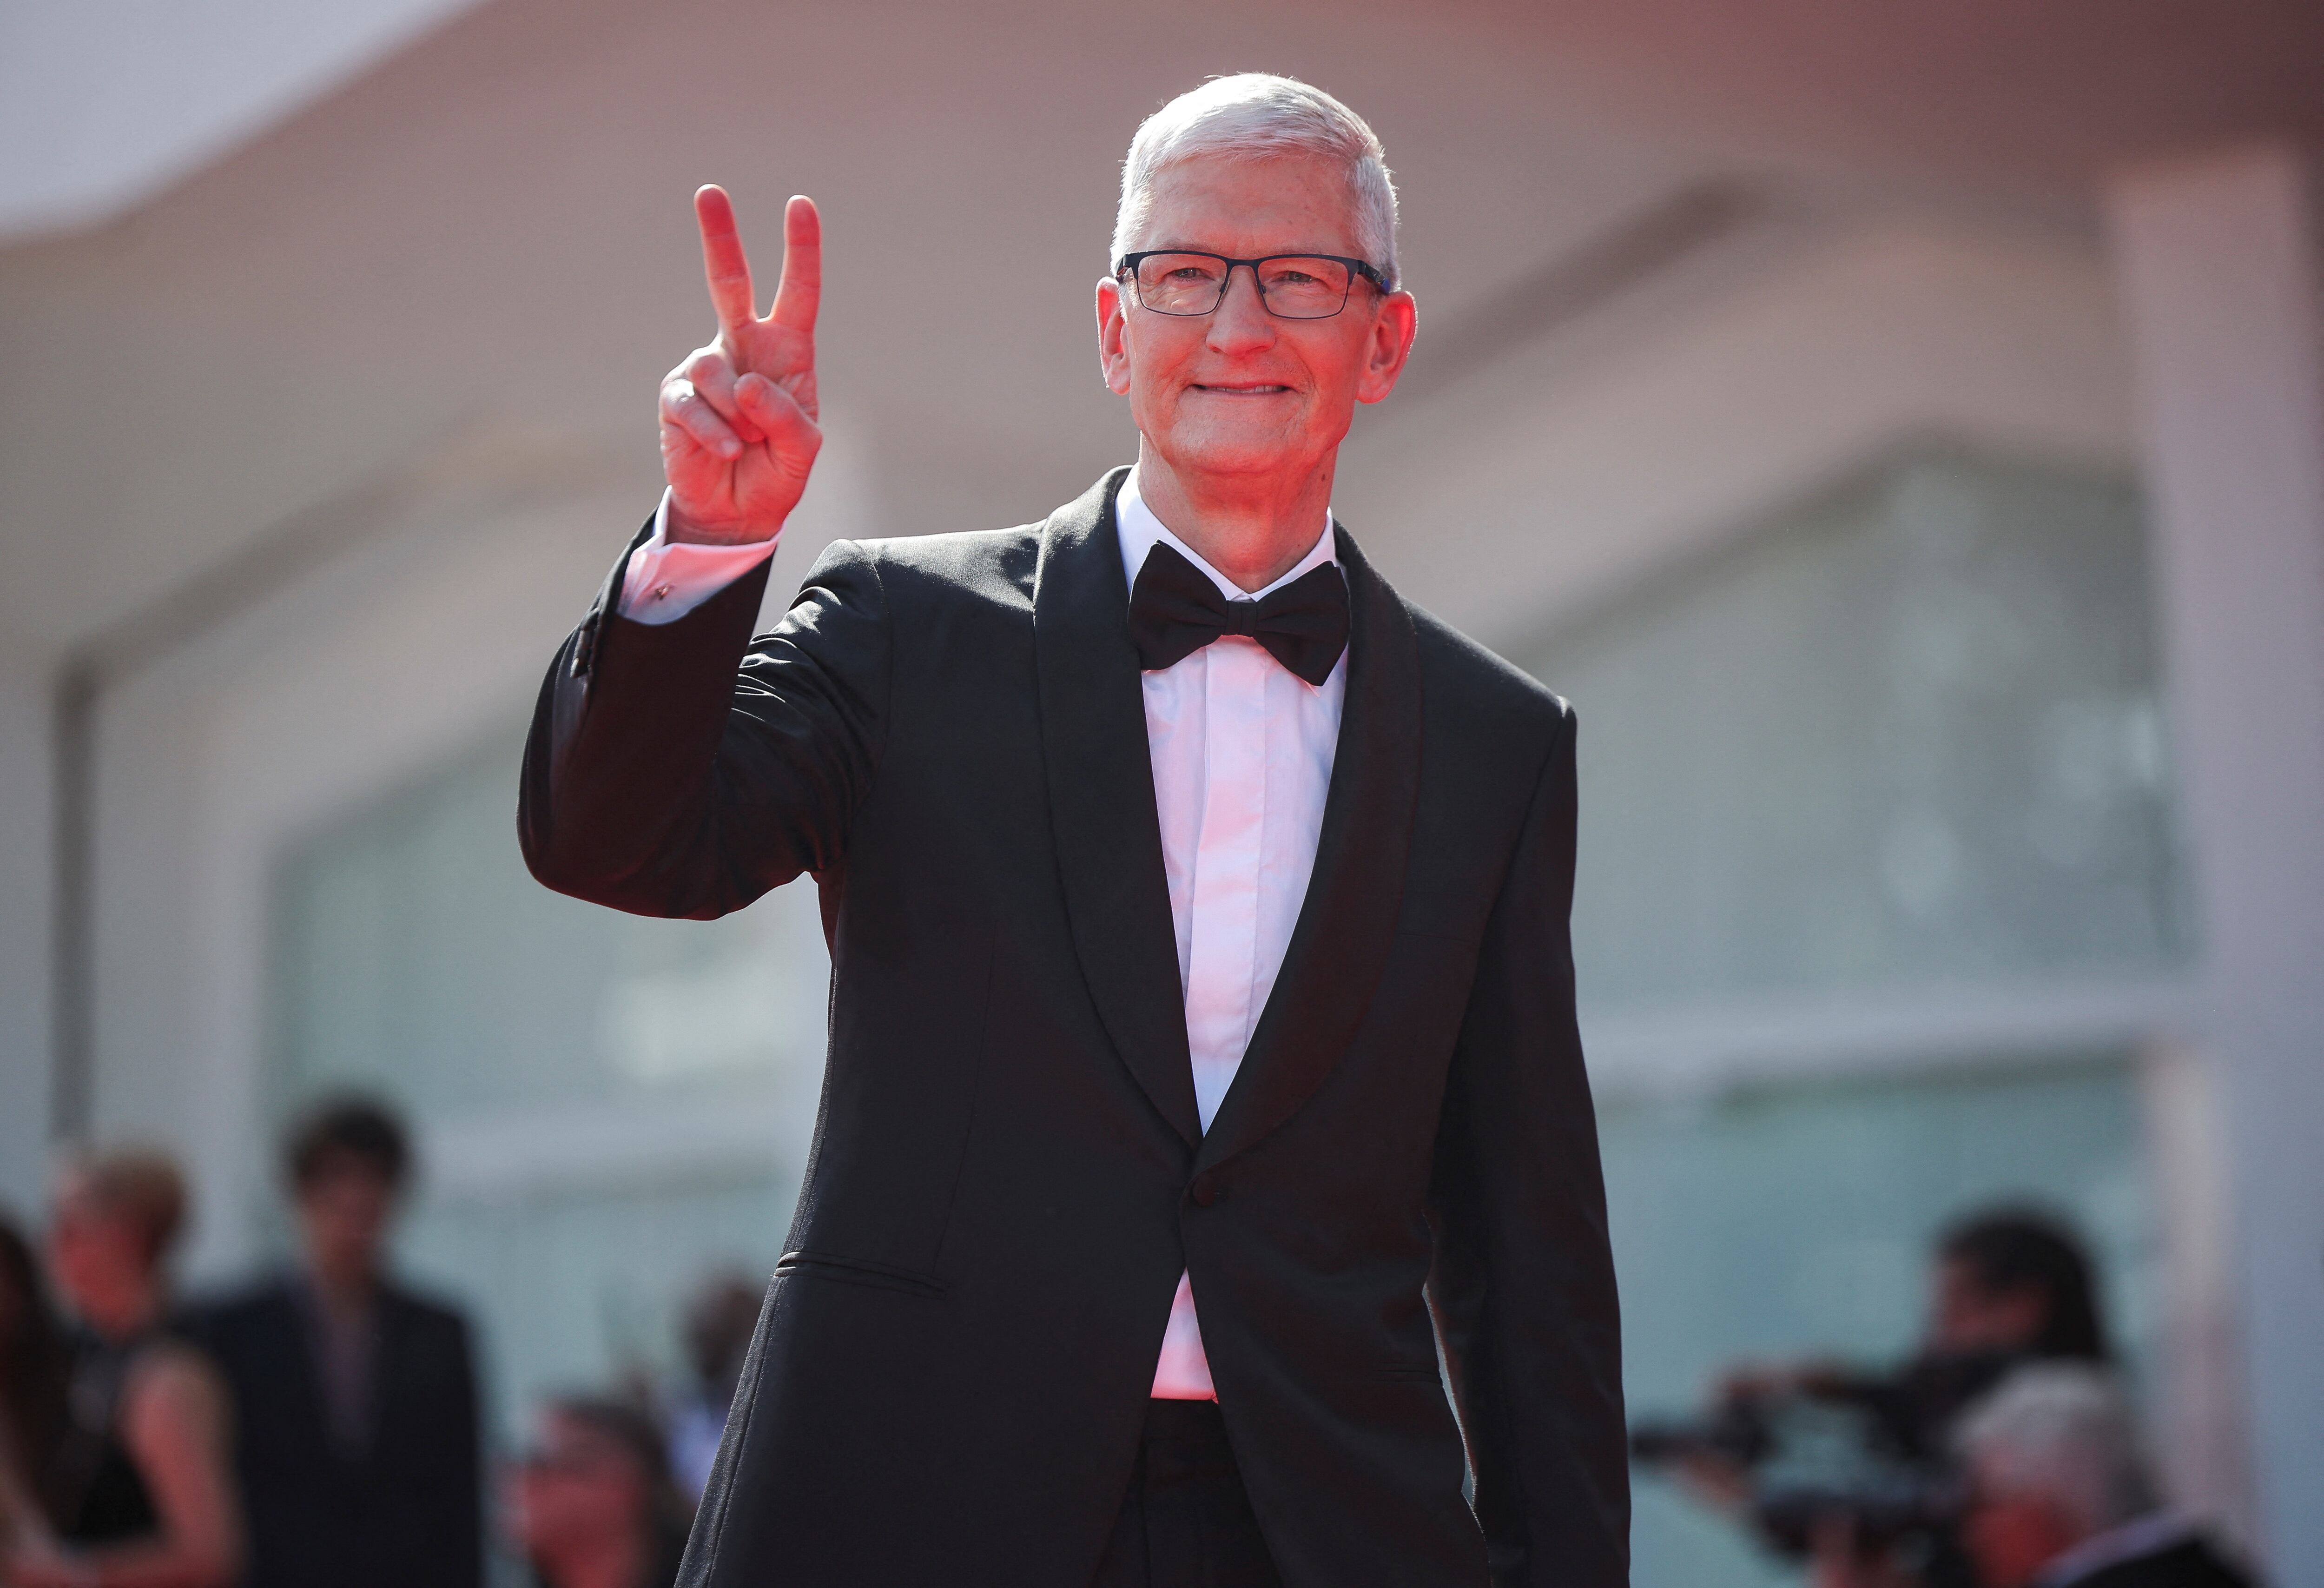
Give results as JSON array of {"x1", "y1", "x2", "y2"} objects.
[{"x1": 1205, "y1": 264, "x2": 1278, "y2": 355}]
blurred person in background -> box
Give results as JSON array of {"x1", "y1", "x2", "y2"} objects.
[
  {"x1": 0, "y1": 1220, "x2": 69, "y2": 1556},
  {"x1": 5, "y1": 1151, "x2": 239, "y2": 1588},
  {"x1": 1953, "y1": 1365, "x2": 2249, "y2": 1588},
  {"x1": 505, "y1": 1397, "x2": 690, "y2": 1588},
  {"x1": 1644, "y1": 1206, "x2": 2113, "y2": 1588},
  {"x1": 1791, "y1": 1207, "x2": 2113, "y2": 1462},
  {"x1": 661, "y1": 1274, "x2": 760, "y2": 1503},
  {"x1": 184, "y1": 1098, "x2": 480, "y2": 1588}
]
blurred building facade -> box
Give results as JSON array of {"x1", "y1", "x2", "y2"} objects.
[{"x1": 1, "y1": 2, "x2": 2318, "y2": 1583}]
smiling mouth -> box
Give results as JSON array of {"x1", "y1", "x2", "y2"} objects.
[{"x1": 1192, "y1": 383, "x2": 1293, "y2": 395}]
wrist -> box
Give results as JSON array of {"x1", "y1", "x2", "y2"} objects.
[{"x1": 665, "y1": 496, "x2": 781, "y2": 547}]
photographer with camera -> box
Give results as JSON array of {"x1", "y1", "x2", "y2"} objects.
[{"x1": 1634, "y1": 1207, "x2": 2115, "y2": 1588}]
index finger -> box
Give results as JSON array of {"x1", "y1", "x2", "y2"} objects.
[
  {"x1": 767, "y1": 195, "x2": 821, "y2": 335},
  {"x1": 694, "y1": 185, "x2": 758, "y2": 337}
]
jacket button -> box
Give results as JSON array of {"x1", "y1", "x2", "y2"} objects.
[{"x1": 1190, "y1": 1173, "x2": 1221, "y2": 1207}]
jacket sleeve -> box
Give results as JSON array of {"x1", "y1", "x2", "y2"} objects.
[
  {"x1": 1427, "y1": 704, "x2": 1629, "y2": 1588},
  {"x1": 519, "y1": 517, "x2": 891, "y2": 919}
]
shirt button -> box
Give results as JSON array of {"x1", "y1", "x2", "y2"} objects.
[
  {"x1": 652, "y1": 582, "x2": 675, "y2": 601},
  {"x1": 1190, "y1": 1173, "x2": 1222, "y2": 1208}
]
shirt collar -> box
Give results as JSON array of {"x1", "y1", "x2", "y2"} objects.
[
  {"x1": 2032, "y1": 1513, "x2": 2199, "y2": 1588},
  {"x1": 1115, "y1": 463, "x2": 1337, "y2": 606}
]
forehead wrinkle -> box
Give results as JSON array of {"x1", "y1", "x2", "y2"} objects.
[{"x1": 1131, "y1": 159, "x2": 1364, "y2": 257}]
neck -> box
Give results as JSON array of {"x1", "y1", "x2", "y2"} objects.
[
  {"x1": 541, "y1": 1534, "x2": 648, "y2": 1588},
  {"x1": 309, "y1": 1257, "x2": 379, "y2": 1315},
  {"x1": 1135, "y1": 445, "x2": 1333, "y2": 593},
  {"x1": 84, "y1": 1278, "x2": 163, "y2": 1340}
]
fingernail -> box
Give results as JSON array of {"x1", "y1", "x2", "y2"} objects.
[{"x1": 720, "y1": 440, "x2": 741, "y2": 458}]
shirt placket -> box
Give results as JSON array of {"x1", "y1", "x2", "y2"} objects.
[{"x1": 1182, "y1": 633, "x2": 1270, "y2": 1135}]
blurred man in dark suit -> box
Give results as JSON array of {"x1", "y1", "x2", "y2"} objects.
[{"x1": 188, "y1": 1099, "x2": 481, "y2": 1588}]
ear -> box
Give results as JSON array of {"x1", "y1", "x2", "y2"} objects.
[
  {"x1": 1096, "y1": 276, "x2": 1134, "y2": 395},
  {"x1": 1355, "y1": 290, "x2": 1419, "y2": 405}
]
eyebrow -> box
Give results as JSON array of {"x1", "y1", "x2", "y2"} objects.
[{"x1": 1138, "y1": 244, "x2": 1354, "y2": 257}]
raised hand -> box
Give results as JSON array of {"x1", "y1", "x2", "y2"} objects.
[{"x1": 659, "y1": 186, "x2": 822, "y2": 543}]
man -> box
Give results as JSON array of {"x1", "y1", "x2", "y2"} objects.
[
  {"x1": 521, "y1": 74, "x2": 1625, "y2": 1587},
  {"x1": 187, "y1": 1099, "x2": 482, "y2": 1588},
  {"x1": 1953, "y1": 1366, "x2": 2250, "y2": 1588}
]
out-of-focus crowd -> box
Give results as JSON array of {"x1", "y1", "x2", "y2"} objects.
[
  {"x1": 1, "y1": 1100, "x2": 2266, "y2": 1588},
  {"x1": 0, "y1": 1098, "x2": 759, "y2": 1588},
  {"x1": 1639, "y1": 1210, "x2": 2259, "y2": 1588}
]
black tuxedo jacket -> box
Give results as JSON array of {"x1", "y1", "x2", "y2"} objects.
[
  {"x1": 184, "y1": 1275, "x2": 481, "y2": 1588},
  {"x1": 2069, "y1": 1535, "x2": 2253, "y2": 1588},
  {"x1": 520, "y1": 470, "x2": 1626, "y2": 1587}
]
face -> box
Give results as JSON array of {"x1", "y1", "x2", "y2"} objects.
[
  {"x1": 48, "y1": 1178, "x2": 149, "y2": 1319},
  {"x1": 1930, "y1": 1259, "x2": 2052, "y2": 1355},
  {"x1": 1097, "y1": 153, "x2": 1416, "y2": 488},
  {"x1": 1961, "y1": 1466, "x2": 2087, "y2": 1588},
  {"x1": 505, "y1": 1411, "x2": 648, "y2": 1563},
  {"x1": 296, "y1": 1157, "x2": 397, "y2": 1285}
]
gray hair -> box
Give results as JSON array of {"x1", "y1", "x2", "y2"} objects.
[
  {"x1": 1954, "y1": 1364, "x2": 2159, "y2": 1534},
  {"x1": 1112, "y1": 74, "x2": 1400, "y2": 291}
]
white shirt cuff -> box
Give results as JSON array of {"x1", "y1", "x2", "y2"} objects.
[{"x1": 614, "y1": 490, "x2": 780, "y2": 626}]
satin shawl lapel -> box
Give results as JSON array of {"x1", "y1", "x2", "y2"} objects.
[
  {"x1": 1197, "y1": 526, "x2": 1422, "y2": 1172},
  {"x1": 1034, "y1": 469, "x2": 1202, "y2": 1147}
]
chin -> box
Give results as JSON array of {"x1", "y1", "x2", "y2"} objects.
[{"x1": 1155, "y1": 423, "x2": 1311, "y2": 481}]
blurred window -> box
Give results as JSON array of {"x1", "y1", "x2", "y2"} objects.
[
  {"x1": 270, "y1": 733, "x2": 827, "y2": 1431},
  {"x1": 1520, "y1": 450, "x2": 2173, "y2": 1587},
  {"x1": 1523, "y1": 450, "x2": 2190, "y2": 1016}
]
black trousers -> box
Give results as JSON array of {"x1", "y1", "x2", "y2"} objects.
[{"x1": 1090, "y1": 1400, "x2": 1283, "y2": 1588}]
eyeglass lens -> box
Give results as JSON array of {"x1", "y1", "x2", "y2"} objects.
[{"x1": 1130, "y1": 254, "x2": 1355, "y2": 319}]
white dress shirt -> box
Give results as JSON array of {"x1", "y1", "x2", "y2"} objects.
[
  {"x1": 614, "y1": 470, "x2": 1347, "y2": 1399},
  {"x1": 1116, "y1": 467, "x2": 1345, "y2": 1398}
]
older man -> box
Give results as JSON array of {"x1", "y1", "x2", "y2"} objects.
[
  {"x1": 1953, "y1": 1367, "x2": 2250, "y2": 1588},
  {"x1": 521, "y1": 74, "x2": 1625, "y2": 1588}
]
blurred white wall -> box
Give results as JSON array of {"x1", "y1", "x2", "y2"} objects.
[{"x1": 0, "y1": 0, "x2": 480, "y2": 237}]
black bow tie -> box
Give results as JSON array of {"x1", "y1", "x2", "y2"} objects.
[{"x1": 1126, "y1": 541, "x2": 1350, "y2": 687}]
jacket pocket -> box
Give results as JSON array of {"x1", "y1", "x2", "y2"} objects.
[
  {"x1": 774, "y1": 1250, "x2": 946, "y2": 1298},
  {"x1": 1374, "y1": 1360, "x2": 1446, "y2": 1384}
]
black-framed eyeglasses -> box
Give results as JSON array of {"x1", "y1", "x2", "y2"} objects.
[{"x1": 1113, "y1": 251, "x2": 1387, "y2": 320}]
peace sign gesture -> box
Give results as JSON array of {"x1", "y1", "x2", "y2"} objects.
[{"x1": 659, "y1": 186, "x2": 823, "y2": 543}]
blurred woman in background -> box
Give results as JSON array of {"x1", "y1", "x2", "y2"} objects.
[
  {"x1": 1, "y1": 1151, "x2": 238, "y2": 1588},
  {"x1": 506, "y1": 1397, "x2": 691, "y2": 1588},
  {"x1": 0, "y1": 1219, "x2": 69, "y2": 1556}
]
